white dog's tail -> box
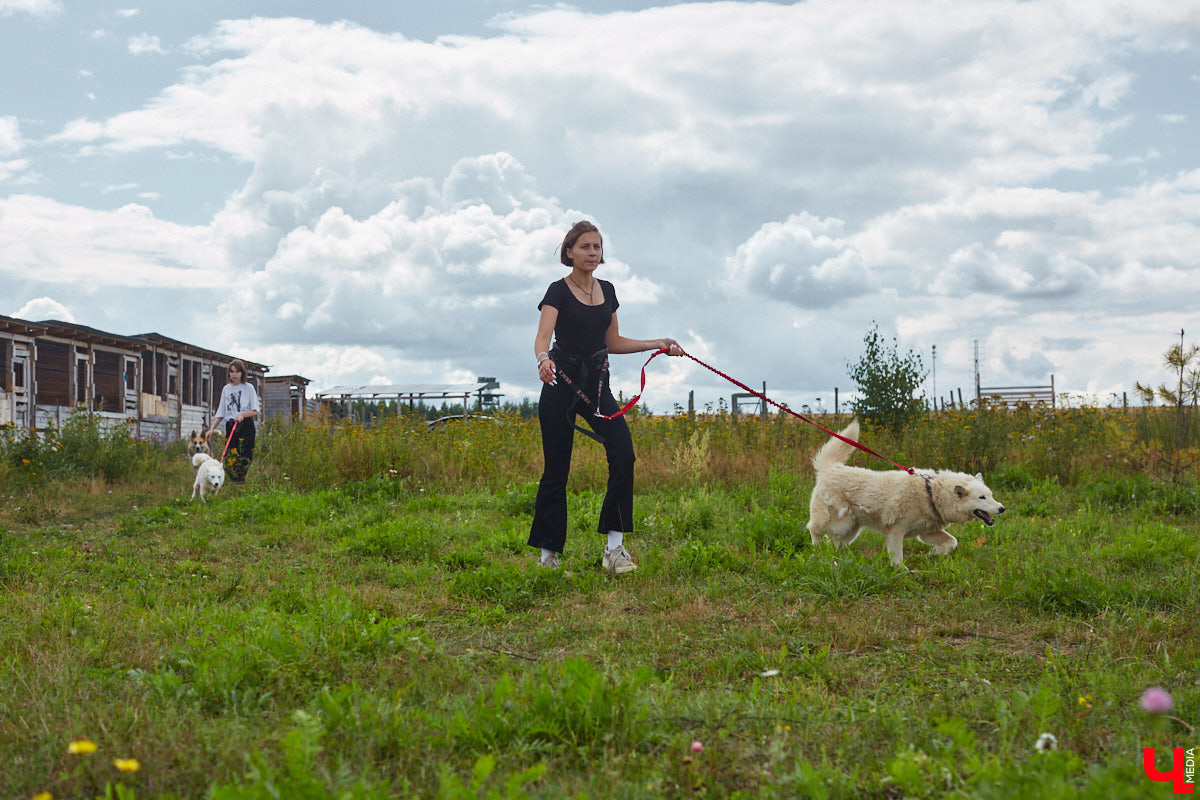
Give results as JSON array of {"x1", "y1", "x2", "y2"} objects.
[{"x1": 811, "y1": 419, "x2": 860, "y2": 473}]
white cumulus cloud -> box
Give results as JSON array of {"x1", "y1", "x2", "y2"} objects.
[
  {"x1": 14, "y1": 296, "x2": 74, "y2": 321},
  {"x1": 7, "y1": 2, "x2": 1200, "y2": 403},
  {"x1": 0, "y1": 116, "x2": 20, "y2": 156},
  {"x1": 0, "y1": 195, "x2": 228, "y2": 288},
  {"x1": 0, "y1": 0, "x2": 60, "y2": 17},
  {"x1": 128, "y1": 33, "x2": 166, "y2": 55},
  {"x1": 726, "y1": 213, "x2": 871, "y2": 308}
]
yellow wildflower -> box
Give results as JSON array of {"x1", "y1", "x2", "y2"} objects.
[
  {"x1": 34, "y1": 792, "x2": 53, "y2": 800},
  {"x1": 67, "y1": 739, "x2": 97, "y2": 754},
  {"x1": 113, "y1": 758, "x2": 141, "y2": 773}
]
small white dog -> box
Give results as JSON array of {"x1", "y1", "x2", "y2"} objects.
[
  {"x1": 807, "y1": 419, "x2": 1005, "y2": 566},
  {"x1": 191, "y1": 452, "x2": 226, "y2": 501}
]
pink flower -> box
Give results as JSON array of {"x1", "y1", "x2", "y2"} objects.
[
  {"x1": 691, "y1": 741, "x2": 704, "y2": 753},
  {"x1": 1141, "y1": 687, "x2": 1173, "y2": 714}
]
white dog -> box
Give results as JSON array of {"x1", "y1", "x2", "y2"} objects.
[
  {"x1": 807, "y1": 420, "x2": 1005, "y2": 566},
  {"x1": 191, "y1": 452, "x2": 226, "y2": 501}
]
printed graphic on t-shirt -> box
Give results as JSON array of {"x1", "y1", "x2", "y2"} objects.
[{"x1": 220, "y1": 384, "x2": 258, "y2": 419}]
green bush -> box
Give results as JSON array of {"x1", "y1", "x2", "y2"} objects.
[
  {"x1": 1, "y1": 410, "x2": 159, "y2": 483},
  {"x1": 848, "y1": 322, "x2": 928, "y2": 433}
]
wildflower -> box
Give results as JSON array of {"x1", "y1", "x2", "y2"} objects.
[
  {"x1": 691, "y1": 741, "x2": 704, "y2": 753},
  {"x1": 1141, "y1": 687, "x2": 1173, "y2": 714},
  {"x1": 113, "y1": 758, "x2": 140, "y2": 772},
  {"x1": 67, "y1": 739, "x2": 98, "y2": 754},
  {"x1": 34, "y1": 793, "x2": 52, "y2": 800},
  {"x1": 1034, "y1": 733, "x2": 1057, "y2": 752}
]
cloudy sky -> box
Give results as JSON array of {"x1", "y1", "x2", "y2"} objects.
[{"x1": 2, "y1": 0, "x2": 1198, "y2": 413}]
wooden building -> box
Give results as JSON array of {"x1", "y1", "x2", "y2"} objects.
[
  {"x1": 264, "y1": 375, "x2": 313, "y2": 424},
  {"x1": 0, "y1": 315, "x2": 268, "y2": 440},
  {"x1": 135, "y1": 332, "x2": 268, "y2": 440},
  {"x1": 0, "y1": 315, "x2": 45, "y2": 430}
]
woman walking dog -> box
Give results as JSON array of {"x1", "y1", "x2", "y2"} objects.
[
  {"x1": 529, "y1": 220, "x2": 682, "y2": 572},
  {"x1": 205, "y1": 359, "x2": 260, "y2": 483}
]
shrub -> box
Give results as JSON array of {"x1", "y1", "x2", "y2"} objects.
[
  {"x1": 848, "y1": 322, "x2": 928, "y2": 433},
  {"x1": 1, "y1": 409, "x2": 158, "y2": 483}
]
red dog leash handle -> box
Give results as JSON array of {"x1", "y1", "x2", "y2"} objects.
[{"x1": 598, "y1": 347, "x2": 672, "y2": 420}]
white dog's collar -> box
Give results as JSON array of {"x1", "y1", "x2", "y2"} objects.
[{"x1": 921, "y1": 476, "x2": 944, "y2": 525}]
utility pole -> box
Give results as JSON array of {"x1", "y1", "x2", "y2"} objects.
[
  {"x1": 973, "y1": 339, "x2": 981, "y2": 404},
  {"x1": 931, "y1": 343, "x2": 937, "y2": 408}
]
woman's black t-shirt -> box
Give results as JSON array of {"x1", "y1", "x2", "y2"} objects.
[{"x1": 538, "y1": 278, "x2": 619, "y2": 357}]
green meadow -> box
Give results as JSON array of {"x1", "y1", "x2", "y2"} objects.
[{"x1": 1, "y1": 405, "x2": 1197, "y2": 799}]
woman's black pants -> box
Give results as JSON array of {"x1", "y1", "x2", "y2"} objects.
[
  {"x1": 224, "y1": 418, "x2": 256, "y2": 482},
  {"x1": 527, "y1": 380, "x2": 635, "y2": 555}
]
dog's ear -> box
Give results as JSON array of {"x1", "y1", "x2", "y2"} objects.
[
  {"x1": 190, "y1": 430, "x2": 197, "y2": 437},
  {"x1": 974, "y1": 472, "x2": 983, "y2": 481},
  {"x1": 955, "y1": 484, "x2": 968, "y2": 497}
]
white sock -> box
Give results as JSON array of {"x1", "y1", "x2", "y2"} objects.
[
  {"x1": 541, "y1": 549, "x2": 557, "y2": 562},
  {"x1": 606, "y1": 531, "x2": 624, "y2": 551}
]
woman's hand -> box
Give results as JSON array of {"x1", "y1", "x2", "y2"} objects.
[
  {"x1": 656, "y1": 338, "x2": 683, "y2": 356},
  {"x1": 538, "y1": 357, "x2": 557, "y2": 385}
]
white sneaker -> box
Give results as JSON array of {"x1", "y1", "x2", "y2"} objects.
[
  {"x1": 602, "y1": 545, "x2": 637, "y2": 574},
  {"x1": 538, "y1": 553, "x2": 561, "y2": 569}
]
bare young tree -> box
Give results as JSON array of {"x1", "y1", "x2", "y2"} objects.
[{"x1": 1135, "y1": 328, "x2": 1199, "y2": 476}]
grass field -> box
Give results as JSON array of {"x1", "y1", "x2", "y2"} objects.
[{"x1": 1, "y1": 407, "x2": 1197, "y2": 799}]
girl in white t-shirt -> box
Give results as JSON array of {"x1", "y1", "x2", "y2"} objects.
[{"x1": 205, "y1": 359, "x2": 260, "y2": 482}]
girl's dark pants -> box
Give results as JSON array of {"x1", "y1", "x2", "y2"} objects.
[
  {"x1": 528, "y1": 379, "x2": 635, "y2": 555},
  {"x1": 224, "y1": 418, "x2": 256, "y2": 482}
]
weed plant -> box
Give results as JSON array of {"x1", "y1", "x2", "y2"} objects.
[
  {"x1": 0, "y1": 406, "x2": 1196, "y2": 798},
  {"x1": 1, "y1": 410, "x2": 163, "y2": 484}
]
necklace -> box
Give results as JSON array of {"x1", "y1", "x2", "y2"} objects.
[{"x1": 566, "y1": 274, "x2": 596, "y2": 304}]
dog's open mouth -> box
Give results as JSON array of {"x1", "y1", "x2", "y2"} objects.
[{"x1": 974, "y1": 510, "x2": 996, "y2": 526}]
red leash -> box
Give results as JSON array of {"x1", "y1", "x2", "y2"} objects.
[
  {"x1": 602, "y1": 347, "x2": 914, "y2": 474},
  {"x1": 219, "y1": 418, "x2": 240, "y2": 462}
]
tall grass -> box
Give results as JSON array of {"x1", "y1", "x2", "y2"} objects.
[
  {"x1": 3, "y1": 403, "x2": 1186, "y2": 499},
  {"x1": 1, "y1": 409, "x2": 164, "y2": 483},
  {"x1": 247, "y1": 402, "x2": 1180, "y2": 495}
]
